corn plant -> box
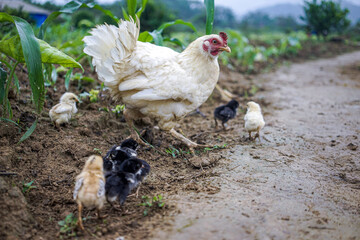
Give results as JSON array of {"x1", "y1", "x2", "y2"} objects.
[{"x1": 0, "y1": 13, "x2": 82, "y2": 143}]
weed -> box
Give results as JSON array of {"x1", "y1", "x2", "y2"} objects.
[
  {"x1": 22, "y1": 180, "x2": 37, "y2": 193},
  {"x1": 111, "y1": 104, "x2": 125, "y2": 117},
  {"x1": 204, "y1": 144, "x2": 228, "y2": 152},
  {"x1": 89, "y1": 89, "x2": 99, "y2": 102},
  {"x1": 165, "y1": 146, "x2": 191, "y2": 158},
  {"x1": 93, "y1": 148, "x2": 102, "y2": 155},
  {"x1": 58, "y1": 213, "x2": 78, "y2": 237},
  {"x1": 140, "y1": 194, "x2": 165, "y2": 216}
]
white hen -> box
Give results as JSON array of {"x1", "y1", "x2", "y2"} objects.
[
  {"x1": 49, "y1": 92, "x2": 79, "y2": 128},
  {"x1": 83, "y1": 18, "x2": 230, "y2": 151},
  {"x1": 244, "y1": 101, "x2": 265, "y2": 141}
]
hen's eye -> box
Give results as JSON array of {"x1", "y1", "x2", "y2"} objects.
[{"x1": 212, "y1": 39, "x2": 218, "y2": 44}]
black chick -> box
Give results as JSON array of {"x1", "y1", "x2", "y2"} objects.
[
  {"x1": 105, "y1": 158, "x2": 143, "y2": 206},
  {"x1": 103, "y1": 138, "x2": 139, "y2": 177},
  {"x1": 105, "y1": 158, "x2": 150, "y2": 206},
  {"x1": 214, "y1": 99, "x2": 239, "y2": 130},
  {"x1": 105, "y1": 171, "x2": 135, "y2": 205}
]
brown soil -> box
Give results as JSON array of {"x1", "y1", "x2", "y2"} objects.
[{"x1": 0, "y1": 48, "x2": 360, "y2": 239}]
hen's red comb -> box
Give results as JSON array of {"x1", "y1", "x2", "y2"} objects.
[{"x1": 219, "y1": 32, "x2": 228, "y2": 44}]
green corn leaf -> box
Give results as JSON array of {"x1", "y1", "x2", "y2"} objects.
[
  {"x1": 136, "y1": 0, "x2": 148, "y2": 18},
  {"x1": 0, "y1": 117, "x2": 23, "y2": 130},
  {"x1": 204, "y1": 0, "x2": 215, "y2": 34},
  {"x1": 122, "y1": 7, "x2": 130, "y2": 21},
  {"x1": 0, "y1": 66, "x2": 6, "y2": 105},
  {"x1": 0, "y1": 13, "x2": 44, "y2": 114},
  {"x1": 157, "y1": 19, "x2": 197, "y2": 33},
  {"x1": 65, "y1": 68, "x2": 73, "y2": 91},
  {"x1": 127, "y1": 0, "x2": 137, "y2": 19},
  {"x1": 38, "y1": 0, "x2": 119, "y2": 40},
  {"x1": 18, "y1": 119, "x2": 37, "y2": 144},
  {"x1": 0, "y1": 35, "x2": 83, "y2": 70}
]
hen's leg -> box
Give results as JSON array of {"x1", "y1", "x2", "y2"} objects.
[
  {"x1": 77, "y1": 203, "x2": 85, "y2": 231},
  {"x1": 169, "y1": 128, "x2": 211, "y2": 153},
  {"x1": 123, "y1": 109, "x2": 147, "y2": 145},
  {"x1": 248, "y1": 131, "x2": 252, "y2": 141},
  {"x1": 215, "y1": 84, "x2": 234, "y2": 102}
]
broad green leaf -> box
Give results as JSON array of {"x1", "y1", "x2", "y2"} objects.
[
  {"x1": 18, "y1": 119, "x2": 37, "y2": 144},
  {"x1": 149, "y1": 31, "x2": 163, "y2": 46},
  {"x1": 204, "y1": 0, "x2": 215, "y2": 34},
  {"x1": 38, "y1": 0, "x2": 119, "y2": 40},
  {"x1": 0, "y1": 13, "x2": 45, "y2": 114},
  {"x1": 0, "y1": 66, "x2": 6, "y2": 104},
  {"x1": 163, "y1": 37, "x2": 185, "y2": 49},
  {"x1": 0, "y1": 35, "x2": 83, "y2": 70},
  {"x1": 138, "y1": 31, "x2": 153, "y2": 42},
  {"x1": 157, "y1": 19, "x2": 197, "y2": 33}
]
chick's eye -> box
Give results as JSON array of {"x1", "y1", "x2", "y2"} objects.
[{"x1": 212, "y1": 39, "x2": 218, "y2": 44}]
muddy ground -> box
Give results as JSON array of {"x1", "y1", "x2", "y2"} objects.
[{"x1": 0, "y1": 48, "x2": 359, "y2": 239}]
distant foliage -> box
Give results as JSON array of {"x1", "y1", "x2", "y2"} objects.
[{"x1": 301, "y1": 0, "x2": 350, "y2": 38}]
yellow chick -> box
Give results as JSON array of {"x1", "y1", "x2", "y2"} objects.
[
  {"x1": 244, "y1": 101, "x2": 265, "y2": 141},
  {"x1": 73, "y1": 155, "x2": 106, "y2": 231},
  {"x1": 49, "y1": 92, "x2": 79, "y2": 128}
]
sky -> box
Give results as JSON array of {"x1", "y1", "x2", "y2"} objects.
[{"x1": 33, "y1": 0, "x2": 360, "y2": 17}]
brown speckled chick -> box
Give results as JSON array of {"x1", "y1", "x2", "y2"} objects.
[
  {"x1": 49, "y1": 92, "x2": 79, "y2": 128},
  {"x1": 73, "y1": 155, "x2": 106, "y2": 231}
]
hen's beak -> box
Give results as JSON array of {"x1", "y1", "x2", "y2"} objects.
[
  {"x1": 219, "y1": 45, "x2": 231, "y2": 53},
  {"x1": 75, "y1": 98, "x2": 80, "y2": 103}
]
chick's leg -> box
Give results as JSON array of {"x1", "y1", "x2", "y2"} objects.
[
  {"x1": 123, "y1": 108, "x2": 147, "y2": 145},
  {"x1": 169, "y1": 128, "x2": 211, "y2": 153},
  {"x1": 77, "y1": 203, "x2": 85, "y2": 231}
]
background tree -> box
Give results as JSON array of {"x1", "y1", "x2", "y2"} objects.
[{"x1": 301, "y1": 0, "x2": 350, "y2": 38}]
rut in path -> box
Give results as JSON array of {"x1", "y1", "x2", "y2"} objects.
[{"x1": 153, "y1": 51, "x2": 360, "y2": 240}]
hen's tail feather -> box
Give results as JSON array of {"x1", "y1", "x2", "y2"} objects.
[{"x1": 83, "y1": 17, "x2": 140, "y2": 85}]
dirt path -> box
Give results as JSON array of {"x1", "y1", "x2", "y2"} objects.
[{"x1": 152, "y1": 51, "x2": 360, "y2": 239}]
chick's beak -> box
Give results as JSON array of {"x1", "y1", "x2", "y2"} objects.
[
  {"x1": 75, "y1": 98, "x2": 79, "y2": 103},
  {"x1": 219, "y1": 45, "x2": 231, "y2": 53}
]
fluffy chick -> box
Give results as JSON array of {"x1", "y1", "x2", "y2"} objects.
[
  {"x1": 49, "y1": 92, "x2": 79, "y2": 128},
  {"x1": 103, "y1": 138, "x2": 139, "y2": 177},
  {"x1": 244, "y1": 101, "x2": 265, "y2": 141},
  {"x1": 214, "y1": 99, "x2": 239, "y2": 130},
  {"x1": 105, "y1": 158, "x2": 144, "y2": 206},
  {"x1": 73, "y1": 155, "x2": 106, "y2": 231}
]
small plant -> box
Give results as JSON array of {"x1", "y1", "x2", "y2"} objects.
[
  {"x1": 22, "y1": 180, "x2": 37, "y2": 193},
  {"x1": 165, "y1": 146, "x2": 191, "y2": 158},
  {"x1": 111, "y1": 104, "x2": 125, "y2": 117},
  {"x1": 89, "y1": 89, "x2": 99, "y2": 102},
  {"x1": 58, "y1": 213, "x2": 78, "y2": 237},
  {"x1": 93, "y1": 148, "x2": 102, "y2": 155},
  {"x1": 140, "y1": 194, "x2": 165, "y2": 216},
  {"x1": 78, "y1": 89, "x2": 99, "y2": 103},
  {"x1": 204, "y1": 144, "x2": 227, "y2": 152}
]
